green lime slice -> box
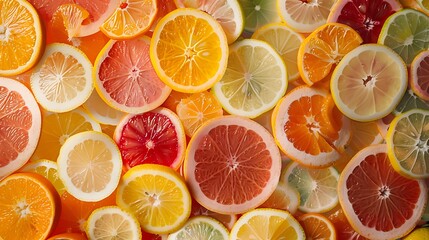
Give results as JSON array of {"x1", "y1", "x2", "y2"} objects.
[
  {"x1": 168, "y1": 216, "x2": 229, "y2": 240},
  {"x1": 394, "y1": 88, "x2": 429, "y2": 115},
  {"x1": 237, "y1": 0, "x2": 280, "y2": 32}
]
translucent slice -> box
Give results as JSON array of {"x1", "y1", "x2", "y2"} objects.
[
  {"x1": 168, "y1": 216, "x2": 229, "y2": 240},
  {"x1": 237, "y1": 0, "x2": 280, "y2": 32}
]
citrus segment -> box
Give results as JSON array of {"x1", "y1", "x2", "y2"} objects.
[
  {"x1": 30, "y1": 43, "x2": 94, "y2": 113},
  {"x1": 116, "y1": 164, "x2": 192, "y2": 234},
  {"x1": 113, "y1": 107, "x2": 186, "y2": 170},
  {"x1": 53, "y1": 4, "x2": 89, "y2": 39},
  {"x1": 0, "y1": 77, "x2": 41, "y2": 179},
  {"x1": 212, "y1": 39, "x2": 288, "y2": 118},
  {"x1": 229, "y1": 208, "x2": 305, "y2": 240},
  {"x1": 100, "y1": 0, "x2": 157, "y2": 39},
  {"x1": 259, "y1": 181, "x2": 300, "y2": 214},
  {"x1": 167, "y1": 216, "x2": 229, "y2": 240},
  {"x1": 338, "y1": 144, "x2": 428, "y2": 240},
  {"x1": 410, "y1": 50, "x2": 429, "y2": 101},
  {"x1": 378, "y1": 8, "x2": 429, "y2": 66},
  {"x1": 327, "y1": 0, "x2": 402, "y2": 43},
  {"x1": 20, "y1": 159, "x2": 66, "y2": 195},
  {"x1": 386, "y1": 109, "x2": 429, "y2": 179},
  {"x1": 94, "y1": 36, "x2": 171, "y2": 114},
  {"x1": 330, "y1": 44, "x2": 407, "y2": 122},
  {"x1": 297, "y1": 213, "x2": 337, "y2": 240},
  {"x1": 57, "y1": 131, "x2": 122, "y2": 202},
  {"x1": 150, "y1": 8, "x2": 228, "y2": 93},
  {"x1": 277, "y1": 0, "x2": 336, "y2": 33},
  {"x1": 82, "y1": 91, "x2": 126, "y2": 126},
  {"x1": 184, "y1": 116, "x2": 281, "y2": 214},
  {"x1": 0, "y1": 173, "x2": 61, "y2": 240},
  {"x1": 237, "y1": 0, "x2": 280, "y2": 32},
  {"x1": 0, "y1": 0, "x2": 43, "y2": 76},
  {"x1": 297, "y1": 23, "x2": 363, "y2": 85}
]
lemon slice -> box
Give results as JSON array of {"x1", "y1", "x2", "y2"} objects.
[{"x1": 20, "y1": 159, "x2": 66, "y2": 195}]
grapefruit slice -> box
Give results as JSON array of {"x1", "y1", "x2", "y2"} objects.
[
  {"x1": 327, "y1": 0, "x2": 402, "y2": 43},
  {"x1": 113, "y1": 107, "x2": 186, "y2": 170},
  {"x1": 184, "y1": 116, "x2": 281, "y2": 214},
  {"x1": 410, "y1": 50, "x2": 429, "y2": 101},
  {"x1": 338, "y1": 144, "x2": 428, "y2": 240},
  {"x1": 0, "y1": 77, "x2": 41, "y2": 179},
  {"x1": 94, "y1": 36, "x2": 171, "y2": 114}
]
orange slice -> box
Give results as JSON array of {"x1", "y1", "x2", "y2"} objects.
[
  {"x1": 100, "y1": 0, "x2": 157, "y2": 39},
  {"x1": 0, "y1": 77, "x2": 41, "y2": 179},
  {"x1": 0, "y1": 173, "x2": 61, "y2": 240},
  {"x1": 298, "y1": 213, "x2": 337, "y2": 240},
  {"x1": 184, "y1": 116, "x2": 281, "y2": 214},
  {"x1": 0, "y1": 0, "x2": 43, "y2": 76},
  {"x1": 259, "y1": 181, "x2": 300, "y2": 214},
  {"x1": 297, "y1": 23, "x2": 363, "y2": 85},
  {"x1": 150, "y1": 8, "x2": 228, "y2": 93}
]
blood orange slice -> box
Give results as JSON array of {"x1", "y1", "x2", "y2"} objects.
[
  {"x1": 94, "y1": 36, "x2": 171, "y2": 114},
  {"x1": 327, "y1": 0, "x2": 402, "y2": 43},
  {"x1": 0, "y1": 77, "x2": 41, "y2": 179},
  {"x1": 114, "y1": 107, "x2": 186, "y2": 170},
  {"x1": 338, "y1": 144, "x2": 428, "y2": 240},
  {"x1": 184, "y1": 116, "x2": 281, "y2": 214}
]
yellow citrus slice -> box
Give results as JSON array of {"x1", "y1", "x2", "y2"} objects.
[
  {"x1": 229, "y1": 208, "x2": 305, "y2": 239},
  {"x1": 168, "y1": 216, "x2": 229, "y2": 240},
  {"x1": 0, "y1": 0, "x2": 43, "y2": 76},
  {"x1": 57, "y1": 131, "x2": 122, "y2": 202},
  {"x1": 20, "y1": 159, "x2": 66, "y2": 195},
  {"x1": 404, "y1": 227, "x2": 429, "y2": 240},
  {"x1": 116, "y1": 163, "x2": 192, "y2": 234},
  {"x1": 85, "y1": 206, "x2": 142, "y2": 240},
  {"x1": 101, "y1": 0, "x2": 157, "y2": 39},
  {"x1": 82, "y1": 90, "x2": 125, "y2": 126},
  {"x1": 150, "y1": 8, "x2": 228, "y2": 93},
  {"x1": 330, "y1": 44, "x2": 408, "y2": 122},
  {"x1": 30, "y1": 43, "x2": 94, "y2": 113}
]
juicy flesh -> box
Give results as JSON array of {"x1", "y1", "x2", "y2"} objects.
[{"x1": 236, "y1": 215, "x2": 299, "y2": 239}]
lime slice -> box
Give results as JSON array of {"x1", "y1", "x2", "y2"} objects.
[
  {"x1": 386, "y1": 109, "x2": 429, "y2": 179},
  {"x1": 394, "y1": 88, "x2": 429, "y2": 115},
  {"x1": 252, "y1": 22, "x2": 304, "y2": 81},
  {"x1": 168, "y1": 216, "x2": 229, "y2": 240},
  {"x1": 378, "y1": 8, "x2": 429, "y2": 66},
  {"x1": 282, "y1": 161, "x2": 339, "y2": 213},
  {"x1": 237, "y1": 0, "x2": 280, "y2": 32},
  {"x1": 212, "y1": 39, "x2": 287, "y2": 118}
]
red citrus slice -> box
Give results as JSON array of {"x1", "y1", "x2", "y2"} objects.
[
  {"x1": 327, "y1": 0, "x2": 402, "y2": 43},
  {"x1": 94, "y1": 36, "x2": 171, "y2": 114},
  {"x1": 410, "y1": 50, "x2": 429, "y2": 101},
  {"x1": 338, "y1": 144, "x2": 428, "y2": 240},
  {"x1": 184, "y1": 116, "x2": 281, "y2": 214},
  {"x1": 113, "y1": 107, "x2": 186, "y2": 171},
  {"x1": 0, "y1": 77, "x2": 41, "y2": 179}
]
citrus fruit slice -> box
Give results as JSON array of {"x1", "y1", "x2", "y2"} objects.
[
  {"x1": 176, "y1": 91, "x2": 223, "y2": 137},
  {"x1": 190, "y1": 199, "x2": 237, "y2": 230},
  {"x1": 0, "y1": 77, "x2": 41, "y2": 179},
  {"x1": 0, "y1": 173, "x2": 61, "y2": 240},
  {"x1": 113, "y1": 107, "x2": 186, "y2": 170},
  {"x1": 174, "y1": 0, "x2": 244, "y2": 44},
  {"x1": 168, "y1": 216, "x2": 229, "y2": 240},
  {"x1": 327, "y1": 207, "x2": 369, "y2": 240},
  {"x1": 394, "y1": 88, "x2": 429, "y2": 115},
  {"x1": 237, "y1": 0, "x2": 280, "y2": 32},
  {"x1": 327, "y1": 0, "x2": 402, "y2": 43},
  {"x1": 282, "y1": 161, "x2": 339, "y2": 213},
  {"x1": 404, "y1": 227, "x2": 429, "y2": 240},
  {"x1": 116, "y1": 163, "x2": 192, "y2": 234},
  {"x1": 47, "y1": 233, "x2": 87, "y2": 240},
  {"x1": 162, "y1": 90, "x2": 192, "y2": 112},
  {"x1": 28, "y1": 0, "x2": 121, "y2": 37},
  {"x1": 57, "y1": 131, "x2": 122, "y2": 202},
  {"x1": 31, "y1": 107, "x2": 101, "y2": 161},
  {"x1": 338, "y1": 144, "x2": 428, "y2": 240},
  {"x1": 94, "y1": 36, "x2": 171, "y2": 114},
  {"x1": 297, "y1": 23, "x2": 363, "y2": 85},
  {"x1": 150, "y1": 8, "x2": 228, "y2": 93},
  {"x1": 410, "y1": 50, "x2": 429, "y2": 101},
  {"x1": 297, "y1": 213, "x2": 337, "y2": 240},
  {"x1": 82, "y1": 91, "x2": 125, "y2": 126},
  {"x1": 229, "y1": 208, "x2": 305, "y2": 239},
  {"x1": 85, "y1": 206, "x2": 142, "y2": 240},
  {"x1": 272, "y1": 86, "x2": 350, "y2": 168},
  {"x1": 52, "y1": 4, "x2": 89, "y2": 39},
  {"x1": 378, "y1": 8, "x2": 429, "y2": 66},
  {"x1": 386, "y1": 109, "x2": 429, "y2": 179},
  {"x1": 20, "y1": 159, "x2": 66, "y2": 195},
  {"x1": 0, "y1": 0, "x2": 43, "y2": 77},
  {"x1": 184, "y1": 116, "x2": 281, "y2": 214},
  {"x1": 212, "y1": 39, "x2": 288, "y2": 118},
  {"x1": 330, "y1": 44, "x2": 408, "y2": 122},
  {"x1": 251, "y1": 22, "x2": 304, "y2": 82},
  {"x1": 100, "y1": 0, "x2": 157, "y2": 39},
  {"x1": 259, "y1": 181, "x2": 300, "y2": 214},
  {"x1": 277, "y1": 0, "x2": 336, "y2": 33},
  {"x1": 30, "y1": 43, "x2": 93, "y2": 113}
]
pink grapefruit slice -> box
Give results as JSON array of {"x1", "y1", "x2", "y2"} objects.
[
  {"x1": 410, "y1": 50, "x2": 429, "y2": 101},
  {"x1": 338, "y1": 144, "x2": 427, "y2": 240},
  {"x1": 184, "y1": 115, "x2": 281, "y2": 215},
  {"x1": 94, "y1": 36, "x2": 171, "y2": 114},
  {"x1": 0, "y1": 77, "x2": 41, "y2": 179},
  {"x1": 113, "y1": 107, "x2": 186, "y2": 171}
]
